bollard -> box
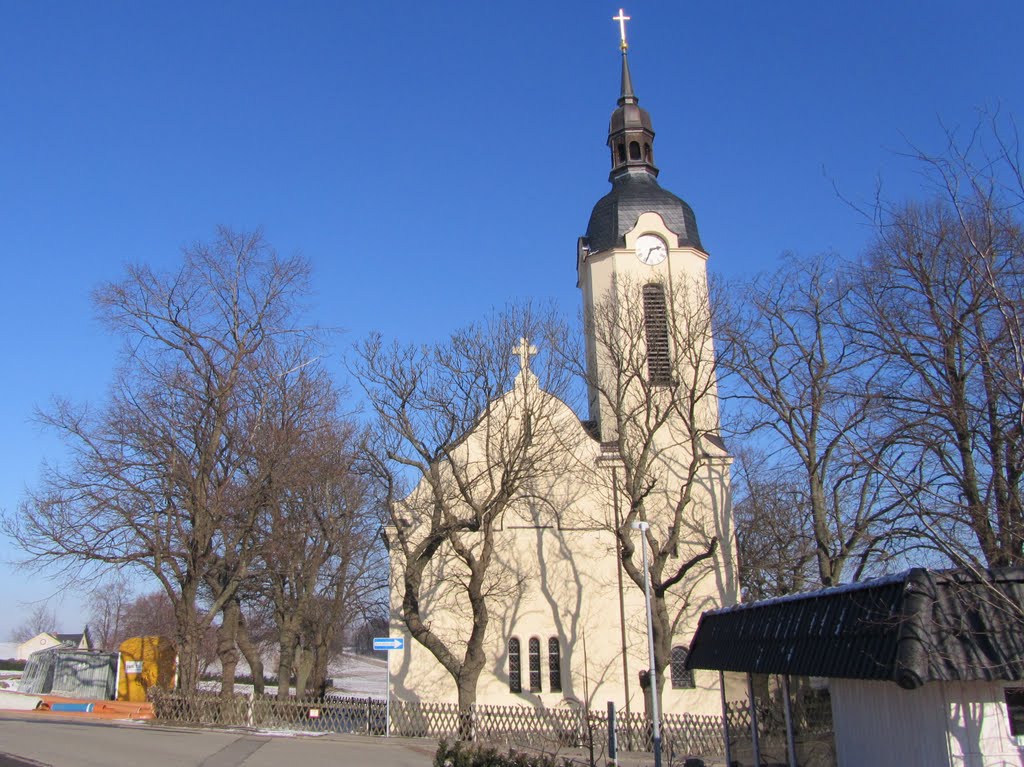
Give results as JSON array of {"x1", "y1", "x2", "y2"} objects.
[{"x1": 607, "y1": 701, "x2": 618, "y2": 765}]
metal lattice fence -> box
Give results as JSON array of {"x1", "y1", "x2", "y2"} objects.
[
  {"x1": 150, "y1": 689, "x2": 738, "y2": 759},
  {"x1": 151, "y1": 690, "x2": 388, "y2": 734}
]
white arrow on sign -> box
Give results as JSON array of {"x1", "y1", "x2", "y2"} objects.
[{"x1": 373, "y1": 636, "x2": 405, "y2": 651}]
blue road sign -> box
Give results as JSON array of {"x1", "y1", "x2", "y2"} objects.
[{"x1": 373, "y1": 636, "x2": 405, "y2": 651}]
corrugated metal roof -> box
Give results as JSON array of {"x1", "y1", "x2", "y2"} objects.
[{"x1": 686, "y1": 567, "x2": 1024, "y2": 689}]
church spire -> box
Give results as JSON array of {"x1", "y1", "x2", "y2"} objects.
[
  {"x1": 583, "y1": 10, "x2": 702, "y2": 256},
  {"x1": 619, "y1": 48, "x2": 637, "y2": 104},
  {"x1": 607, "y1": 10, "x2": 657, "y2": 180}
]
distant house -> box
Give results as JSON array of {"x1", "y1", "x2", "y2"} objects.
[
  {"x1": 54, "y1": 630, "x2": 92, "y2": 651},
  {"x1": 16, "y1": 627, "x2": 92, "y2": 660},
  {"x1": 687, "y1": 568, "x2": 1024, "y2": 767}
]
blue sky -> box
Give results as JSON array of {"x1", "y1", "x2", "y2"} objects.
[{"x1": 1, "y1": 1, "x2": 1022, "y2": 640}]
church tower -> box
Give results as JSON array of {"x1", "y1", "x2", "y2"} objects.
[
  {"x1": 576, "y1": 26, "x2": 718, "y2": 443},
  {"x1": 574, "y1": 17, "x2": 737, "y2": 718}
]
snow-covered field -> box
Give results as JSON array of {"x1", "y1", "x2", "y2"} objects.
[
  {"x1": 0, "y1": 672, "x2": 20, "y2": 692},
  {"x1": 326, "y1": 652, "x2": 387, "y2": 698},
  {"x1": 200, "y1": 651, "x2": 388, "y2": 700}
]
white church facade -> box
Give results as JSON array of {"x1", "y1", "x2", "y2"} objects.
[{"x1": 386, "y1": 19, "x2": 739, "y2": 719}]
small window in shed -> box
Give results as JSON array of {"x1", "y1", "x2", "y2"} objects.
[{"x1": 1006, "y1": 688, "x2": 1024, "y2": 736}]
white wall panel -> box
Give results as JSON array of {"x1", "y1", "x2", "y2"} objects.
[{"x1": 832, "y1": 679, "x2": 950, "y2": 767}]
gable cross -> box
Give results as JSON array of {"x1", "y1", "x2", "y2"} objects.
[
  {"x1": 513, "y1": 337, "x2": 538, "y2": 375},
  {"x1": 613, "y1": 9, "x2": 631, "y2": 51}
]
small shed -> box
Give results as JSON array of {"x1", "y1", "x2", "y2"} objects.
[
  {"x1": 686, "y1": 567, "x2": 1024, "y2": 767},
  {"x1": 19, "y1": 647, "x2": 119, "y2": 700}
]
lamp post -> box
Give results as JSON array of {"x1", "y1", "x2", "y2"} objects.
[{"x1": 631, "y1": 520, "x2": 662, "y2": 767}]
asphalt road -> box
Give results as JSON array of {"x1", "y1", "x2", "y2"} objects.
[{"x1": 0, "y1": 714, "x2": 438, "y2": 767}]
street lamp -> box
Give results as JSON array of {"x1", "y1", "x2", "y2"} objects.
[{"x1": 631, "y1": 520, "x2": 662, "y2": 767}]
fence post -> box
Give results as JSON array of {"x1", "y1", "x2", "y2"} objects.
[
  {"x1": 720, "y1": 670, "x2": 733, "y2": 767},
  {"x1": 247, "y1": 690, "x2": 254, "y2": 728},
  {"x1": 746, "y1": 673, "x2": 761, "y2": 767},
  {"x1": 781, "y1": 674, "x2": 797, "y2": 767},
  {"x1": 608, "y1": 702, "x2": 618, "y2": 765}
]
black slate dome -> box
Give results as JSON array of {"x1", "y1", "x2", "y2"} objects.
[
  {"x1": 585, "y1": 171, "x2": 702, "y2": 252},
  {"x1": 582, "y1": 47, "x2": 703, "y2": 253}
]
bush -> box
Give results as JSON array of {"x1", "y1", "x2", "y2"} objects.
[
  {"x1": 0, "y1": 659, "x2": 26, "y2": 671},
  {"x1": 433, "y1": 739, "x2": 572, "y2": 767}
]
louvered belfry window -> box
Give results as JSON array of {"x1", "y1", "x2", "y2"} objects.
[
  {"x1": 508, "y1": 637, "x2": 522, "y2": 693},
  {"x1": 548, "y1": 637, "x2": 562, "y2": 693},
  {"x1": 643, "y1": 283, "x2": 672, "y2": 385},
  {"x1": 528, "y1": 637, "x2": 542, "y2": 692}
]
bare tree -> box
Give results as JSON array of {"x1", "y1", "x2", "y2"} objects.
[
  {"x1": 117, "y1": 590, "x2": 180, "y2": 642},
  {"x1": 718, "y1": 254, "x2": 903, "y2": 587},
  {"x1": 200, "y1": 340, "x2": 347, "y2": 699},
  {"x1": 256, "y1": 418, "x2": 383, "y2": 700},
  {"x1": 6, "y1": 228, "x2": 317, "y2": 690},
  {"x1": 567, "y1": 276, "x2": 735, "y2": 714},
  {"x1": 116, "y1": 589, "x2": 218, "y2": 672},
  {"x1": 731, "y1": 448, "x2": 818, "y2": 600},
  {"x1": 86, "y1": 575, "x2": 133, "y2": 650},
  {"x1": 355, "y1": 303, "x2": 571, "y2": 710},
  {"x1": 11, "y1": 603, "x2": 58, "y2": 643},
  {"x1": 854, "y1": 194, "x2": 1024, "y2": 568},
  {"x1": 349, "y1": 613, "x2": 389, "y2": 655},
  {"x1": 858, "y1": 113, "x2": 1024, "y2": 571}
]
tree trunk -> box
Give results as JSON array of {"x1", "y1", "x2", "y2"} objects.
[
  {"x1": 235, "y1": 609, "x2": 264, "y2": 696},
  {"x1": 174, "y1": 591, "x2": 202, "y2": 692},
  {"x1": 651, "y1": 593, "x2": 671, "y2": 718},
  {"x1": 456, "y1": 675, "x2": 478, "y2": 740},
  {"x1": 216, "y1": 599, "x2": 241, "y2": 698},
  {"x1": 276, "y1": 625, "x2": 298, "y2": 700},
  {"x1": 295, "y1": 645, "x2": 313, "y2": 699},
  {"x1": 308, "y1": 627, "x2": 333, "y2": 696}
]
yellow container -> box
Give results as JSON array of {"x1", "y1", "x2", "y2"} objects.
[{"x1": 117, "y1": 636, "x2": 176, "y2": 702}]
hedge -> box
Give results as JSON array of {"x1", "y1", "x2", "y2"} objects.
[{"x1": 434, "y1": 739, "x2": 574, "y2": 767}]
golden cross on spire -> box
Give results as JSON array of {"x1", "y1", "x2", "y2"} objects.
[{"x1": 613, "y1": 8, "x2": 631, "y2": 51}]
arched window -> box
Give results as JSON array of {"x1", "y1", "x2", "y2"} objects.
[
  {"x1": 629, "y1": 141, "x2": 642, "y2": 160},
  {"x1": 508, "y1": 637, "x2": 522, "y2": 693},
  {"x1": 643, "y1": 142, "x2": 652, "y2": 161},
  {"x1": 617, "y1": 143, "x2": 627, "y2": 163},
  {"x1": 548, "y1": 637, "x2": 562, "y2": 693},
  {"x1": 671, "y1": 645, "x2": 695, "y2": 689},
  {"x1": 529, "y1": 637, "x2": 542, "y2": 692},
  {"x1": 643, "y1": 283, "x2": 672, "y2": 385}
]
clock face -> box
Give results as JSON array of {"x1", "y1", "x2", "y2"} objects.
[{"x1": 635, "y1": 233, "x2": 667, "y2": 265}]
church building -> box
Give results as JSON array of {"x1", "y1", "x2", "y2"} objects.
[{"x1": 386, "y1": 15, "x2": 738, "y2": 719}]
